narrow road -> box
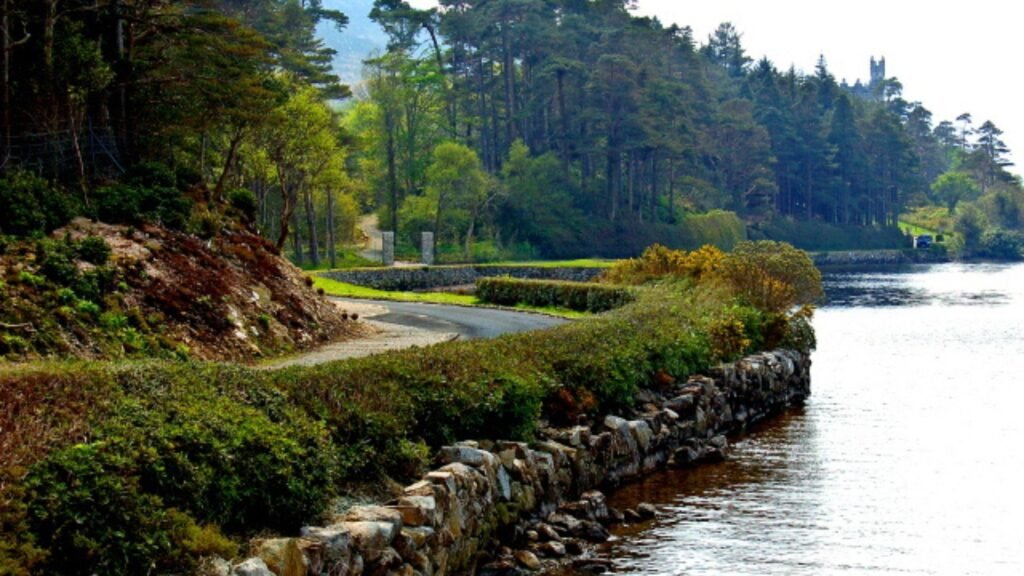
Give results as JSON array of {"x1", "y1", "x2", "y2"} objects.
[
  {"x1": 263, "y1": 299, "x2": 567, "y2": 369},
  {"x1": 334, "y1": 298, "x2": 568, "y2": 340}
]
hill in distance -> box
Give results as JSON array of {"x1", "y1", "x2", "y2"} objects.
[{"x1": 319, "y1": 0, "x2": 388, "y2": 89}]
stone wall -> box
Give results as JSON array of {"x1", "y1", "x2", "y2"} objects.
[
  {"x1": 321, "y1": 266, "x2": 605, "y2": 292},
  {"x1": 227, "y1": 350, "x2": 811, "y2": 576},
  {"x1": 812, "y1": 249, "x2": 948, "y2": 270}
]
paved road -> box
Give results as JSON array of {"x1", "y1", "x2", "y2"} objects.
[{"x1": 332, "y1": 298, "x2": 568, "y2": 340}]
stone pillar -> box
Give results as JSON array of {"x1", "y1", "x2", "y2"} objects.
[
  {"x1": 382, "y1": 231, "x2": 395, "y2": 266},
  {"x1": 421, "y1": 232, "x2": 435, "y2": 266}
]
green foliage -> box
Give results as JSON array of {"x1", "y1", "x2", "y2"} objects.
[
  {"x1": 752, "y1": 218, "x2": 906, "y2": 251},
  {"x1": 977, "y1": 229, "x2": 1024, "y2": 260},
  {"x1": 76, "y1": 237, "x2": 111, "y2": 266},
  {"x1": 681, "y1": 211, "x2": 748, "y2": 250},
  {"x1": 477, "y1": 278, "x2": 634, "y2": 313},
  {"x1": 719, "y1": 241, "x2": 823, "y2": 313},
  {"x1": 954, "y1": 203, "x2": 989, "y2": 256},
  {"x1": 931, "y1": 172, "x2": 980, "y2": 213},
  {"x1": 0, "y1": 171, "x2": 78, "y2": 237},
  {"x1": 228, "y1": 188, "x2": 258, "y2": 222},
  {"x1": 93, "y1": 184, "x2": 193, "y2": 230},
  {"x1": 603, "y1": 244, "x2": 726, "y2": 285},
  {"x1": 1, "y1": 250, "x2": 818, "y2": 572},
  {"x1": 24, "y1": 442, "x2": 207, "y2": 576}
]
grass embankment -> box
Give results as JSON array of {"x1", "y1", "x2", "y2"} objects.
[
  {"x1": 313, "y1": 275, "x2": 590, "y2": 319},
  {"x1": 0, "y1": 242, "x2": 819, "y2": 575}
]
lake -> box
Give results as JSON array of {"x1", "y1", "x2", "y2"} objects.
[{"x1": 596, "y1": 263, "x2": 1024, "y2": 575}]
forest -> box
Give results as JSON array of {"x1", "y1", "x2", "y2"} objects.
[{"x1": 2, "y1": 0, "x2": 1022, "y2": 261}]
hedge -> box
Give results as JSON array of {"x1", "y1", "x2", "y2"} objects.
[
  {"x1": 1, "y1": 276, "x2": 816, "y2": 574},
  {"x1": 476, "y1": 277, "x2": 634, "y2": 312}
]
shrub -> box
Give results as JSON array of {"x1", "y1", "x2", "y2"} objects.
[
  {"x1": 602, "y1": 243, "x2": 725, "y2": 285},
  {"x1": 717, "y1": 241, "x2": 823, "y2": 313},
  {"x1": 977, "y1": 229, "x2": 1024, "y2": 260},
  {"x1": 76, "y1": 236, "x2": 111, "y2": 265},
  {"x1": 0, "y1": 170, "x2": 78, "y2": 237},
  {"x1": 228, "y1": 188, "x2": 258, "y2": 222},
  {"x1": 93, "y1": 183, "x2": 192, "y2": 230},
  {"x1": 476, "y1": 277, "x2": 634, "y2": 312}
]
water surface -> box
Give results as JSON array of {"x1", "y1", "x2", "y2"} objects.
[{"x1": 600, "y1": 263, "x2": 1024, "y2": 575}]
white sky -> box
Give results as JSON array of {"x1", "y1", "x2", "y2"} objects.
[{"x1": 408, "y1": 0, "x2": 1020, "y2": 170}]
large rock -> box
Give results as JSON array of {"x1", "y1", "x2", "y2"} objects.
[
  {"x1": 395, "y1": 495, "x2": 437, "y2": 527},
  {"x1": 252, "y1": 538, "x2": 320, "y2": 576},
  {"x1": 233, "y1": 558, "x2": 274, "y2": 576},
  {"x1": 340, "y1": 521, "x2": 398, "y2": 563},
  {"x1": 513, "y1": 549, "x2": 542, "y2": 571}
]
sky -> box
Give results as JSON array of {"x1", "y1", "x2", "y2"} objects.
[{"x1": 407, "y1": 0, "x2": 1020, "y2": 170}]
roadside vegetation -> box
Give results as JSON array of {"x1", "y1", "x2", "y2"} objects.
[
  {"x1": 313, "y1": 275, "x2": 589, "y2": 319},
  {"x1": 0, "y1": 241, "x2": 820, "y2": 575}
]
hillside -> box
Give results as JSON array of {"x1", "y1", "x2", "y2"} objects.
[
  {"x1": 0, "y1": 219, "x2": 363, "y2": 362},
  {"x1": 319, "y1": 0, "x2": 387, "y2": 87}
]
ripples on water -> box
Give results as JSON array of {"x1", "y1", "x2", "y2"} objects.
[{"x1": 597, "y1": 263, "x2": 1024, "y2": 575}]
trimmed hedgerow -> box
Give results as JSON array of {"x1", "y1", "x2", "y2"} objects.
[{"x1": 476, "y1": 277, "x2": 634, "y2": 312}]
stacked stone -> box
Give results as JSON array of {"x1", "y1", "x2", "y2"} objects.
[{"x1": 225, "y1": 350, "x2": 810, "y2": 576}]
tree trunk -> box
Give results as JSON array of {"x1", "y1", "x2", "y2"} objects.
[
  {"x1": 304, "y1": 186, "x2": 319, "y2": 268},
  {"x1": 275, "y1": 172, "x2": 294, "y2": 250},
  {"x1": 326, "y1": 187, "x2": 336, "y2": 269},
  {"x1": 68, "y1": 96, "x2": 87, "y2": 197},
  {"x1": 214, "y1": 125, "x2": 246, "y2": 201},
  {"x1": 668, "y1": 160, "x2": 676, "y2": 223},
  {"x1": 291, "y1": 203, "x2": 304, "y2": 266},
  {"x1": 502, "y1": 21, "x2": 516, "y2": 149},
  {"x1": 650, "y1": 153, "x2": 659, "y2": 223}
]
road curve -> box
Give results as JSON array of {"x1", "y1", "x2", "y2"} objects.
[{"x1": 332, "y1": 298, "x2": 569, "y2": 340}]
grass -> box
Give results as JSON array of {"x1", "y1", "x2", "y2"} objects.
[
  {"x1": 313, "y1": 276, "x2": 588, "y2": 319},
  {"x1": 292, "y1": 246, "x2": 382, "y2": 271},
  {"x1": 901, "y1": 205, "x2": 955, "y2": 235}
]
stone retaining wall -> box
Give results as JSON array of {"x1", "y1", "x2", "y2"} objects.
[
  {"x1": 227, "y1": 349, "x2": 811, "y2": 576},
  {"x1": 321, "y1": 267, "x2": 605, "y2": 292},
  {"x1": 812, "y1": 249, "x2": 948, "y2": 269}
]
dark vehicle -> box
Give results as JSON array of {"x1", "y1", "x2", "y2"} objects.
[{"x1": 915, "y1": 235, "x2": 933, "y2": 249}]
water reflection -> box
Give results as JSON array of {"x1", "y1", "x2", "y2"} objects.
[
  {"x1": 590, "y1": 263, "x2": 1024, "y2": 575},
  {"x1": 824, "y1": 264, "x2": 1013, "y2": 308}
]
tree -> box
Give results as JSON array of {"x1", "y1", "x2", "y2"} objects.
[
  {"x1": 422, "y1": 141, "x2": 489, "y2": 252},
  {"x1": 954, "y1": 202, "x2": 988, "y2": 255},
  {"x1": 974, "y1": 120, "x2": 1013, "y2": 189},
  {"x1": 704, "y1": 22, "x2": 750, "y2": 78},
  {"x1": 931, "y1": 172, "x2": 979, "y2": 213}
]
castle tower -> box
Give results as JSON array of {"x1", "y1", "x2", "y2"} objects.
[{"x1": 869, "y1": 56, "x2": 886, "y2": 87}]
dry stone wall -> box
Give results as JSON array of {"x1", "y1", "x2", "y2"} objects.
[{"x1": 227, "y1": 349, "x2": 811, "y2": 576}]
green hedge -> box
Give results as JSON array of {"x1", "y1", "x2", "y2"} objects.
[
  {"x1": 1, "y1": 284, "x2": 787, "y2": 574},
  {"x1": 476, "y1": 277, "x2": 634, "y2": 312}
]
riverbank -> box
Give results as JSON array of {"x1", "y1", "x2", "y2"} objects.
[
  {"x1": 811, "y1": 248, "x2": 950, "y2": 270},
  {"x1": 228, "y1": 349, "x2": 811, "y2": 576}
]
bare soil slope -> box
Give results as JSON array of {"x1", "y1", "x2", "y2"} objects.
[{"x1": 0, "y1": 218, "x2": 364, "y2": 361}]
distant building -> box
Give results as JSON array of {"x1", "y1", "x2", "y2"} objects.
[{"x1": 842, "y1": 57, "x2": 886, "y2": 101}]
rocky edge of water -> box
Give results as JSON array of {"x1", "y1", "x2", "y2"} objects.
[{"x1": 211, "y1": 349, "x2": 811, "y2": 576}]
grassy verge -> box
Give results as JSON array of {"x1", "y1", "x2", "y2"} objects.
[
  {"x1": 313, "y1": 276, "x2": 589, "y2": 319},
  {"x1": 293, "y1": 246, "x2": 383, "y2": 271}
]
